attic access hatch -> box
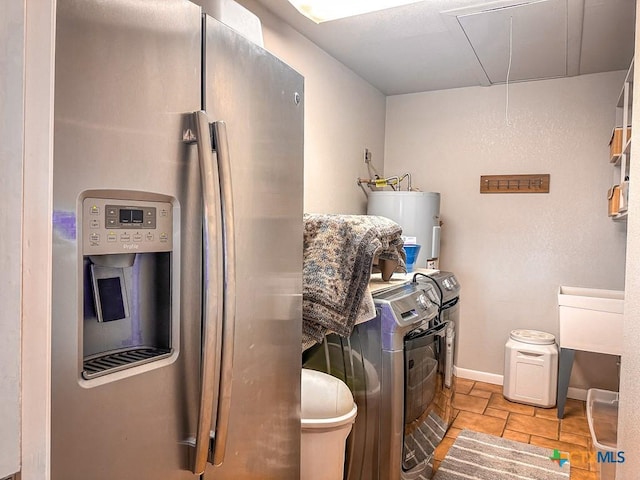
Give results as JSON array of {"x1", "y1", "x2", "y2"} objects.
[{"x1": 441, "y1": 0, "x2": 583, "y2": 86}]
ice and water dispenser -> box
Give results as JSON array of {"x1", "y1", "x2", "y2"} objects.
[{"x1": 81, "y1": 193, "x2": 179, "y2": 381}]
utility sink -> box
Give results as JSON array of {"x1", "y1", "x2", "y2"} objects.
[{"x1": 558, "y1": 286, "x2": 624, "y2": 355}]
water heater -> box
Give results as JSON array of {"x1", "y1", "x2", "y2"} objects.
[{"x1": 367, "y1": 191, "x2": 441, "y2": 269}]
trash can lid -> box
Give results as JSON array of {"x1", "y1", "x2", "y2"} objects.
[
  {"x1": 301, "y1": 369, "x2": 355, "y2": 420},
  {"x1": 510, "y1": 329, "x2": 555, "y2": 345}
]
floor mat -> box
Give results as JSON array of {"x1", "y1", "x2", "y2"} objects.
[
  {"x1": 402, "y1": 411, "x2": 448, "y2": 479},
  {"x1": 433, "y1": 429, "x2": 570, "y2": 480}
]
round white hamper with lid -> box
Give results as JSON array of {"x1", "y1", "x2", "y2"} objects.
[
  {"x1": 301, "y1": 369, "x2": 357, "y2": 480},
  {"x1": 503, "y1": 329, "x2": 558, "y2": 408}
]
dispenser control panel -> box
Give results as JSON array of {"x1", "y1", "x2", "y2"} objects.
[
  {"x1": 83, "y1": 197, "x2": 173, "y2": 255},
  {"x1": 104, "y1": 205, "x2": 157, "y2": 229}
]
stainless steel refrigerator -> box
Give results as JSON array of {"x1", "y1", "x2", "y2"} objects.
[{"x1": 51, "y1": 1, "x2": 304, "y2": 478}]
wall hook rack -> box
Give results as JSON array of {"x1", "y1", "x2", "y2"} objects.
[{"x1": 480, "y1": 174, "x2": 550, "y2": 194}]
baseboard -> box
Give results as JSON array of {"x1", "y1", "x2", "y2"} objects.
[
  {"x1": 453, "y1": 366, "x2": 503, "y2": 385},
  {"x1": 567, "y1": 387, "x2": 588, "y2": 401},
  {"x1": 453, "y1": 366, "x2": 589, "y2": 401}
]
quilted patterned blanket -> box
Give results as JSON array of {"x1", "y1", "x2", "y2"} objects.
[{"x1": 303, "y1": 214, "x2": 406, "y2": 348}]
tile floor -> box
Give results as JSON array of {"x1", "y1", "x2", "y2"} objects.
[{"x1": 433, "y1": 378, "x2": 598, "y2": 480}]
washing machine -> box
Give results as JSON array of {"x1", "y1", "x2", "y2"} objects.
[
  {"x1": 303, "y1": 281, "x2": 457, "y2": 480},
  {"x1": 415, "y1": 271, "x2": 461, "y2": 386}
]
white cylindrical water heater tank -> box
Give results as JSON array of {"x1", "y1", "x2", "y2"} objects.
[{"x1": 367, "y1": 191, "x2": 441, "y2": 269}]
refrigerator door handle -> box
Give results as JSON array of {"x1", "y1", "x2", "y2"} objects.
[
  {"x1": 192, "y1": 110, "x2": 224, "y2": 475},
  {"x1": 210, "y1": 121, "x2": 236, "y2": 467}
]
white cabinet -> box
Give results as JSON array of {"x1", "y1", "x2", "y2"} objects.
[{"x1": 610, "y1": 58, "x2": 634, "y2": 221}]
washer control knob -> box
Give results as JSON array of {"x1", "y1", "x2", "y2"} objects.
[{"x1": 417, "y1": 293, "x2": 430, "y2": 310}]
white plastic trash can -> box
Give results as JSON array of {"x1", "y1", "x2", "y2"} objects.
[
  {"x1": 301, "y1": 369, "x2": 357, "y2": 480},
  {"x1": 503, "y1": 329, "x2": 558, "y2": 408}
]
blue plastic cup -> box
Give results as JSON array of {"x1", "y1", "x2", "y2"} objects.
[{"x1": 403, "y1": 244, "x2": 421, "y2": 273}]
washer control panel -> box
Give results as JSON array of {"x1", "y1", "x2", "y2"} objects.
[
  {"x1": 441, "y1": 274, "x2": 458, "y2": 291},
  {"x1": 83, "y1": 197, "x2": 173, "y2": 255},
  {"x1": 374, "y1": 283, "x2": 439, "y2": 329}
]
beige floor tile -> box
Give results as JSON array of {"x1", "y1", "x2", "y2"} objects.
[
  {"x1": 506, "y1": 413, "x2": 559, "y2": 440},
  {"x1": 467, "y1": 387, "x2": 492, "y2": 399},
  {"x1": 433, "y1": 436, "x2": 456, "y2": 461},
  {"x1": 445, "y1": 427, "x2": 462, "y2": 439},
  {"x1": 502, "y1": 429, "x2": 530, "y2": 443},
  {"x1": 560, "y1": 432, "x2": 590, "y2": 448},
  {"x1": 564, "y1": 398, "x2": 586, "y2": 417},
  {"x1": 471, "y1": 381, "x2": 504, "y2": 394},
  {"x1": 529, "y1": 436, "x2": 591, "y2": 471},
  {"x1": 484, "y1": 407, "x2": 509, "y2": 420},
  {"x1": 586, "y1": 447, "x2": 599, "y2": 472},
  {"x1": 487, "y1": 393, "x2": 536, "y2": 416},
  {"x1": 534, "y1": 406, "x2": 559, "y2": 419},
  {"x1": 535, "y1": 400, "x2": 585, "y2": 420},
  {"x1": 451, "y1": 411, "x2": 506, "y2": 437},
  {"x1": 453, "y1": 377, "x2": 475, "y2": 395},
  {"x1": 569, "y1": 468, "x2": 598, "y2": 480},
  {"x1": 452, "y1": 393, "x2": 489, "y2": 414},
  {"x1": 561, "y1": 415, "x2": 592, "y2": 437}
]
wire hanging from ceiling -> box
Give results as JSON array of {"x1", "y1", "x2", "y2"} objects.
[{"x1": 505, "y1": 15, "x2": 514, "y2": 127}]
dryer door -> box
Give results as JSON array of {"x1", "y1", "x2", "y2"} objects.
[{"x1": 402, "y1": 321, "x2": 453, "y2": 476}]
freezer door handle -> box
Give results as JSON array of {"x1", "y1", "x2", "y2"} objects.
[
  {"x1": 192, "y1": 110, "x2": 224, "y2": 475},
  {"x1": 210, "y1": 120, "x2": 236, "y2": 467}
]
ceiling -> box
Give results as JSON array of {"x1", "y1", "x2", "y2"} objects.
[{"x1": 253, "y1": 0, "x2": 636, "y2": 95}]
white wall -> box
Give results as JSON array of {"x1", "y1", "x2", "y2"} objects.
[
  {"x1": 237, "y1": 0, "x2": 386, "y2": 214},
  {"x1": 385, "y1": 72, "x2": 627, "y2": 389},
  {"x1": 0, "y1": 1, "x2": 24, "y2": 476},
  {"x1": 21, "y1": 0, "x2": 56, "y2": 479},
  {"x1": 618, "y1": 7, "x2": 640, "y2": 478}
]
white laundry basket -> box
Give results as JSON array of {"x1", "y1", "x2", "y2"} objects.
[
  {"x1": 503, "y1": 329, "x2": 558, "y2": 407},
  {"x1": 301, "y1": 369, "x2": 357, "y2": 480}
]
